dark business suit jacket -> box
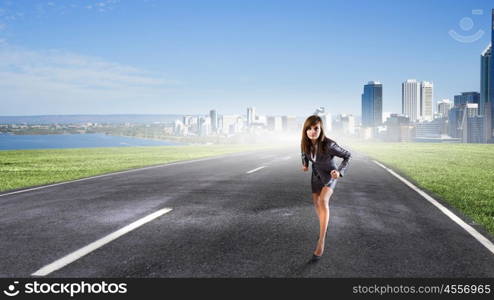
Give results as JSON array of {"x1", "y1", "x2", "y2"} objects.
[{"x1": 301, "y1": 138, "x2": 352, "y2": 185}]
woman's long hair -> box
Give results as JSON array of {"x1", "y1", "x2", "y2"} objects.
[{"x1": 300, "y1": 115, "x2": 333, "y2": 155}]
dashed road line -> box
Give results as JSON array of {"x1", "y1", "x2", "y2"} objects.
[{"x1": 246, "y1": 166, "x2": 266, "y2": 174}]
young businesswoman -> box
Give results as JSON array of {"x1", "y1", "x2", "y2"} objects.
[{"x1": 300, "y1": 115, "x2": 352, "y2": 261}]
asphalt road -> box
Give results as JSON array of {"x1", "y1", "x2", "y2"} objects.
[{"x1": 1, "y1": 145, "x2": 494, "y2": 278}]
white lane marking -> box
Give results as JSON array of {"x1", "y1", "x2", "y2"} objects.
[
  {"x1": 373, "y1": 160, "x2": 494, "y2": 255},
  {"x1": 262, "y1": 156, "x2": 292, "y2": 166},
  {"x1": 246, "y1": 166, "x2": 266, "y2": 174},
  {"x1": 259, "y1": 155, "x2": 276, "y2": 159},
  {"x1": 0, "y1": 150, "x2": 263, "y2": 198},
  {"x1": 31, "y1": 208, "x2": 173, "y2": 276}
]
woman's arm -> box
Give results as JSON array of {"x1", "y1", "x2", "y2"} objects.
[
  {"x1": 301, "y1": 152, "x2": 309, "y2": 167},
  {"x1": 328, "y1": 142, "x2": 352, "y2": 177}
]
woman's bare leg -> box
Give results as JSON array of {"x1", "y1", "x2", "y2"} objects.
[
  {"x1": 312, "y1": 192, "x2": 320, "y2": 219},
  {"x1": 314, "y1": 186, "x2": 333, "y2": 256}
]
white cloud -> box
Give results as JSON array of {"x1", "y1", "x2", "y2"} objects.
[
  {"x1": 0, "y1": 44, "x2": 182, "y2": 112},
  {"x1": 0, "y1": 0, "x2": 122, "y2": 23}
]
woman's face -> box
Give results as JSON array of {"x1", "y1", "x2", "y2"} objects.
[{"x1": 306, "y1": 122, "x2": 321, "y2": 141}]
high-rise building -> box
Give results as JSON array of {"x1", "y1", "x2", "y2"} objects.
[
  {"x1": 481, "y1": 44, "x2": 492, "y2": 142},
  {"x1": 464, "y1": 116, "x2": 484, "y2": 143},
  {"x1": 448, "y1": 106, "x2": 463, "y2": 138},
  {"x1": 461, "y1": 104, "x2": 483, "y2": 143},
  {"x1": 182, "y1": 115, "x2": 196, "y2": 126},
  {"x1": 267, "y1": 116, "x2": 283, "y2": 131},
  {"x1": 314, "y1": 107, "x2": 332, "y2": 132},
  {"x1": 449, "y1": 103, "x2": 483, "y2": 142},
  {"x1": 384, "y1": 114, "x2": 412, "y2": 142},
  {"x1": 480, "y1": 45, "x2": 491, "y2": 115},
  {"x1": 182, "y1": 115, "x2": 198, "y2": 133},
  {"x1": 480, "y1": 9, "x2": 494, "y2": 142},
  {"x1": 490, "y1": 9, "x2": 494, "y2": 139},
  {"x1": 281, "y1": 116, "x2": 297, "y2": 132},
  {"x1": 415, "y1": 119, "x2": 442, "y2": 140},
  {"x1": 454, "y1": 92, "x2": 480, "y2": 112},
  {"x1": 220, "y1": 115, "x2": 242, "y2": 135},
  {"x1": 247, "y1": 107, "x2": 256, "y2": 126},
  {"x1": 174, "y1": 120, "x2": 188, "y2": 136},
  {"x1": 437, "y1": 99, "x2": 453, "y2": 118},
  {"x1": 402, "y1": 79, "x2": 434, "y2": 122},
  {"x1": 420, "y1": 81, "x2": 433, "y2": 121},
  {"x1": 340, "y1": 114, "x2": 356, "y2": 135},
  {"x1": 198, "y1": 116, "x2": 211, "y2": 136},
  {"x1": 402, "y1": 79, "x2": 421, "y2": 123},
  {"x1": 361, "y1": 81, "x2": 383, "y2": 127},
  {"x1": 209, "y1": 110, "x2": 218, "y2": 133}
]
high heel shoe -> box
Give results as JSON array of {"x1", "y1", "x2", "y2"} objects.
[{"x1": 310, "y1": 253, "x2": 322, "y2": 262}]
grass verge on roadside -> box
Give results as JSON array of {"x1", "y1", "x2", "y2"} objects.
[{"x1": 0, "y1": 144, "x2": 282, "y2": 192}]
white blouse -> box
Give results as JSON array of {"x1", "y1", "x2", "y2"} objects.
[{"x1": 310, "y1": 145, "x2": 317, "y2": 161}]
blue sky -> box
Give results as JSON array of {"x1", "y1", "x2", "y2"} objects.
[{"x1": 0, "y1": 0, "x2": 492, "y2": 117}]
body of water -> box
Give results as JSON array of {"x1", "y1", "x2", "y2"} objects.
[{"x1": 0, "y1": 133, "x2": 183, "y2": 150}]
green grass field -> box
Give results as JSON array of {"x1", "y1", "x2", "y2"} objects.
[
  {"x1": 345, "y1": 141, "x2": 494, "y2": 236},
  {"x1": 0, "y1": 144, "x2": 280, "y2": 193}
]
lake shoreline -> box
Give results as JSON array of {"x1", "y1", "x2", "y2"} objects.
[{"x1": 0, "y1": 132, "x2": 185, "y2": 151}]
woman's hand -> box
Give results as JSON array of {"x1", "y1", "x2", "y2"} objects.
[
  {"x1": 330, "y1": 170, "x2": 340, "y2": 179},
  {"x1": 302, "y1": 165, "x2": 308, "y2": 172}
]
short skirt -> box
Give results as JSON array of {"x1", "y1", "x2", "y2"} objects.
[{"x1": 311, "y1": 172, "x2": 338, "y2": 194}]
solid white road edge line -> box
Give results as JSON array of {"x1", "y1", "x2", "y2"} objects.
[
  {"x1": 373, "y1": 160, "x2": 494, "y2": 255},
  {"x1": 31, "y1": 208, "x2": 173, "y2": 276},
  {"x1": 246, "y1": 166, "x2": 266, "y2": 174}
]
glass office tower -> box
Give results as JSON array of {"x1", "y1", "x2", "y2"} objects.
[
  {"x1": 490, "y1": 9, "x2": 494, "y2": 139},
  {"x1": 481, "y1": 9, "x2": 494, "y2": 142},
  {"x1": 361, "y1": 81, "x2": 383, "y2": 127}
]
